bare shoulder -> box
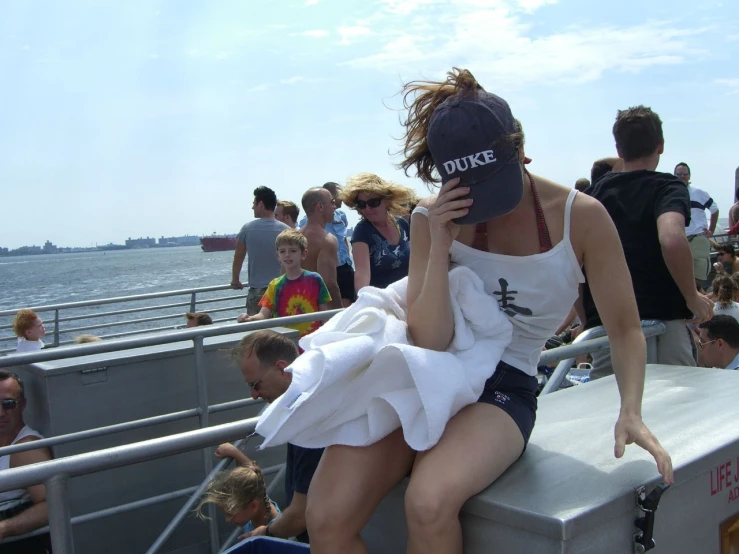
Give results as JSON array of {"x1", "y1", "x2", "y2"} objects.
[
  {"x1": 324, "y1": 232, "x2": 338, "y2": 249},
  {"x1": 11, "y1": 436, "x2": 52, "y2": 467}
]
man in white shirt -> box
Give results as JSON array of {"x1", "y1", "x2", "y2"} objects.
[
  {"x1": 697, "y1": 315, "x2": 739, "y2": 370},
  {"x1": 675, "y1": 162, "x2": 719, "y2": 288}
]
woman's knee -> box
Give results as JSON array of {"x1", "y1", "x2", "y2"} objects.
[{"x1": 405, "y1": 480, "x2": 461, "y2": 530}]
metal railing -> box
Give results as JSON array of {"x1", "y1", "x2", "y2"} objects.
[
  {"x1": 0, "y1": 418, "x2": 262, "y2": 554},
  {"x1": 0, "y1": 310, "x2": 341, "y2": 553},
  {"x1": 539, "y1": 320, "x2": 667, "y2": 395},
  {"x1": 0, "y1": 284, "x2": 251, "y2": 353}
]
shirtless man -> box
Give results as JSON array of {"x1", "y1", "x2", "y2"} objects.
[{"x1": 300, "y1": 188, "x2": 343, "y2": 310}]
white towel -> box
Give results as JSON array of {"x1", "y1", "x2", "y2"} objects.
[{"x1": 255, "y1": 265, "x2": 513, "y2": 452}]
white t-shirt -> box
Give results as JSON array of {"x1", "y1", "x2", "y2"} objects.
[
  {"x1": 714, "y1": 301, "x2": 739, "y2": 324},
  {"x1": 685, "y1": 185, "x2": 718, "y2": 236},
  {"x1": 16, "y1": 338, "x2": 44, "y2": 353}
]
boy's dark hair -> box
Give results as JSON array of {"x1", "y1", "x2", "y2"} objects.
[
  {"x1": 253, "y1": 186, "x2": 278, "y2": 212},
  {"x1": 0, "y1": 370, "x2": 25, "y2": 400},
  {"x1": 699, "y1": 315, "x2": 739, "y2": 349},
  {"x1": 612, "y1": 106, "x2": 664, "y2": 162},
  {"x1": 719, "y1": 244, "x2": 736, "y2": 257}
]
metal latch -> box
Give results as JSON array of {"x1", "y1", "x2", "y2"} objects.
[{"x1": 633, "y1": 482, "x2": 670, "y2": 553}]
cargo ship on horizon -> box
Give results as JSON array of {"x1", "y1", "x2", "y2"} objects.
[{"x1": 200, "y1": 234, "x2": 237, "y2": 252}]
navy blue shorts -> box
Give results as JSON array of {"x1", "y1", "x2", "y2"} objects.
[{"x1": 477, "y1": 361, "x2": 538, "y2": 446}]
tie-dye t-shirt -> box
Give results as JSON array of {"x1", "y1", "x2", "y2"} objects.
[{"x1": 259, "y1": 270, "x2": 331, "y2": 338}]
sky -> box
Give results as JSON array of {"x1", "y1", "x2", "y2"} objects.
[{"x1": 1, "y1": 0, "x2": 738, "y2": 249}]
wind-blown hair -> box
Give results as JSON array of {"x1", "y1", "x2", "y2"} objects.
[
  {"x1": 341, "y1": 173, "x2": 417, "y2": 220},
  {"x1": 397, "y1": 67, "x2": 524, "y2": 187},
  {"x1": 197, "y1": 463, "x2": 269, "y2": 520}
]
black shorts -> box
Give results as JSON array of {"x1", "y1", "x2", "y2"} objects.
[
  {"x1": 477, "y1": 361, "x2": 538, "y2": 446},
  {"x1": 336, "y1": 263, "x2": 356, "y2": 302}
]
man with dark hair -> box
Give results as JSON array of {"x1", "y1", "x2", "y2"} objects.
[
  {"x1": 299, "y1": 188, "x2": 343, "y2": 310},
  {"x1": 674, "y1": 162, "x2": 719, "y2": 288},
  {"x1": 578, "y1": 105, "x2": 713, "y2": 379},
  {"x1": 697, "y1": 315, "x2": 739, "y2": 369},
  {"x1": 232, "y1": 330, "x2": 323, "y2": 543},
  {"x1": 715, "y1": 244, "x2": 739, "y2": 274},
  {"x1": 275, "y1": 201, "x2": 300, "y2": 229},
  {"x1": 232, "y1": 187, "x2": 289, "y2": 315},
  {"x1": 0, "y1": 371, "x2": 53, "y2": 553},
  {"x1": 299, "y1": 182, "x2": 355, "y2": 306}
]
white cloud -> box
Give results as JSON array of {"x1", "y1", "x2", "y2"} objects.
[
  {"x1": 280, "y1": 76, "x2": 306, "y2": 85},
  {"x1": 299, "y1": 29, "x2": 329, "y2": 38},
  {"x1": 344, "y1": 2, "x2": 706, "y2": 88},
  {"x1": 716, "y1": 78, "x2": 739, "y2": 94},
  {"x1": 305, "y1": 0, "x2": 320, "y2": 5},
  {"x1": 338, "y1": 25, "x2": 374, "y2": 45}
]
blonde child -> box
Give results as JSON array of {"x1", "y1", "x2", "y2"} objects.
[{"x1": 197, "y1": 442, "x2": 280, "y2": 539}]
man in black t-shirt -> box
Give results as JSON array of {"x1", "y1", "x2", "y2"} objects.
[
  {"x1": 578, "y1": 105, "x2": 713, "y2": 378},
  {"x1": 234, "y1": 330, "x2": 324, "y2": 543}
]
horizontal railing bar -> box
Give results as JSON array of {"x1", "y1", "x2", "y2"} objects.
[
  {"x1": 0, "y1": 310, "x2": 342, "y2": 368},
  {"x1": 194, "y1": 304, "x2": 246, "y2": 315},
  {"x1": 1, "y1": 486, "x2": 200, "y2": 543},
  {"x1": 62, "y1": 312, "x2": 193, "y2": 334},
  {"x1": 208, "y1": 398, "x2": 263, "y2": 414},
  {"x1": 0, "y1": 418, "x2": 260, "y2": 492},
  {"x1": 194, "y1": 295, "x2": 250, "y2": 307},
  {"x1": 538, "y1": 321, "x2": 666, "y2": 365},
  {"x1": 0, "y1": 409, "x2": 200, "y2": 457},
  {"x1": 0, "y1": 398, "x2": 263, "y2": 457},
  {"x1": 0, "y1": 284, "x2": 239, "y2": 317},
  {"x1": 57, "y1": 301, "x2": 195, "y2": 322}
]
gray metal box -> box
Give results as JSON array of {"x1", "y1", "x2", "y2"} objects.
[{"x1": 362, "y1": 365, "x2": 739, "y2": 553}]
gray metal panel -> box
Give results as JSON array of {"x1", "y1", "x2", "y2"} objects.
[
  {"x1": 12, "y1": 328, "x2": 296, "y2": 554},
  {"x1": 360, "y1": 365, "x2": 739, "y2": 553}
]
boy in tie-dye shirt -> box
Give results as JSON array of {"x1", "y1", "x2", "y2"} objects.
[{"x1": 238, "y1": 229, "x2": 331, "y2": 338}]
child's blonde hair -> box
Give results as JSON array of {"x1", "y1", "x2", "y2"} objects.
[
  {"x1": 275, "y1": 229, "x2": 307, "y2": 252},
  {"x1": 12, "y1": 309, "x2": 39, "y2": 338},
  {"x1": 197, "y1": 463, "x2": 269, "y2": 519}
]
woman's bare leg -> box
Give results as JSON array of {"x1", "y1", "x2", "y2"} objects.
[
  {"x1": 405, "y1": 403, "x2": 525, "y2": 554},
  {"x1": 307, "y1": 428, "x2": 415, "y2": 554}
]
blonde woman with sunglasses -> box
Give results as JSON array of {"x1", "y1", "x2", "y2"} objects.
[{"x1": 341, "y1": 173, "x2": 416, "y2": 292}]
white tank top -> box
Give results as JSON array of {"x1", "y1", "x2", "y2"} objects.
[
  {"x1": 0, "y1": 425, "x2": 43, "y2": 511},
  {"x1": 413, "y1": 189, "x2": 584, "y2": 376}
]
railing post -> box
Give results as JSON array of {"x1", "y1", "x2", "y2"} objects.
[
  {"x1": 46, "y1": 474, "x2": 75, "y2": 554},
  {"x1": 193, "y1": 336, "x2": 219, "y2": 554},
  {"x1": 190, "y1": 292, "x2": 197, "y2": 314},
  {"x1": 53, "y1": 309, "x2": 60, "y2": 347}
]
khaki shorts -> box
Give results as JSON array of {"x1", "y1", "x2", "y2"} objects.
[
  {"x1": 590, "y1": 319, "x2": 697, "y2": 380},
  {"x1": 246, "y1": 287, "x2": 268, "y2": 316},
  {"x1": 688, "y1": 233, "x2": 711, "y2": 281}
]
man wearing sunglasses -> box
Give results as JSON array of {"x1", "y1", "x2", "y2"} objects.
[
  {"x1": 697, "y1": 315, "x2": 739, "y2": 370},
  {"x1": 0, "y1": 371, "x2": 53, "y2": 553},
  {"x1": 235, "y1": 330, "x2": 324, "y2": 544}
]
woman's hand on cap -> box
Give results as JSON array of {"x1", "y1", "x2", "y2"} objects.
[{"x1": 428, "y1": 178, "x2": 473, "y2": 250}]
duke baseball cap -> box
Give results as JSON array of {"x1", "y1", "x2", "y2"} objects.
[{"x1": 427, "y1": 91, "x2": 523, "y2": 225}]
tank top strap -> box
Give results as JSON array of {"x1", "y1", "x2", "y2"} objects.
[{"x1": 563, "y1": 188, "x2": 578, "y2": 240}]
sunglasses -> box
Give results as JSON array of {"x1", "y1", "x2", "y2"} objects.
[
  {"x1": 0, "y1": 398, "x2": 19, "y2": 410},
  {"x1": 675, "y1": 172, "x2": 690, "y2": 177},
  {"x1": 246, "y1": 365, "x2": 274, "y2": 392},
  {"x1": 697, "y1": 338, "x2": 717, "y2": 349},
  {"x1": 356, "y1": 198, "x2": 383, "y2": 210}
]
